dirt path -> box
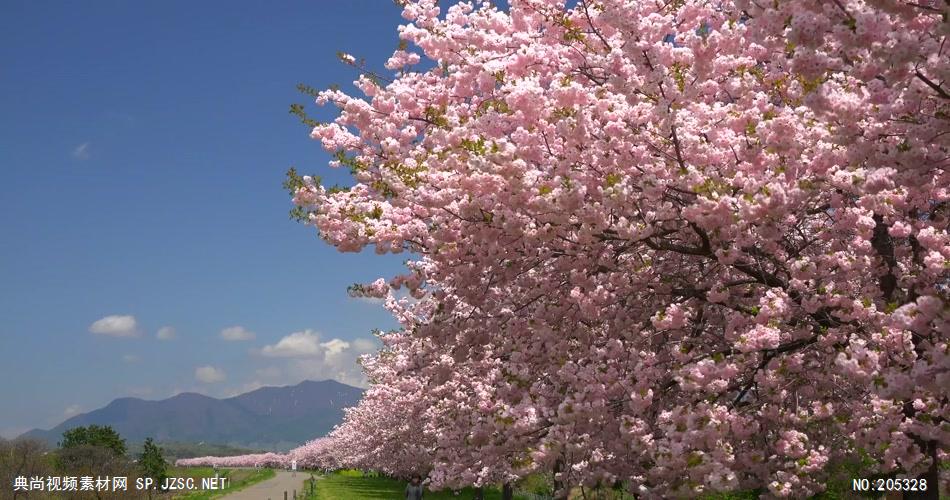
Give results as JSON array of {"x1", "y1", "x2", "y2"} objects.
[{"x1": 221, "y1": 470, "x2": 312, "y2": 500}]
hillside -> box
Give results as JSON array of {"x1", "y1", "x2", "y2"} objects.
[{"x1": 20, "y1": 380, "x2": 363, "y2": 451}]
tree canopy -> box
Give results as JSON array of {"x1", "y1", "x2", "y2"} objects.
[
  {"x1": 61, "y1": 425, "x2": 127, "y2": 456},
  {"x1": 206, "y1": 0, "x2": 949, "y2": 497},
  {"x1": 139, "y1": 438, "x2": 169, "y2": 489}
]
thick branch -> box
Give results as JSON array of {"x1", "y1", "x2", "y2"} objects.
[
  {"x1": 871, "y1": 214, "x2": 899, "y2": 301},
  {"x1": 916, "y1": 69, "x2": 950, "y2": 99}
]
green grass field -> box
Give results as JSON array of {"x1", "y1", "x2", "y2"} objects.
[
  {"x1": 300, "y1": 469, "x2": 949, "y2": 500},
  {"x1": 303, "y1": 470, "x2": 512, "y2": 499},
  {"x1": 299, "y1": 470, "x2": 764, "y2": 500},
  {"x1": 171, "y1": 467, "x2": 275, "y2": 499}
]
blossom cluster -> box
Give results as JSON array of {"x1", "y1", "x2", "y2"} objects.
[{"x1": 175, "y1": 452, "x2": 288, "y2": 468}]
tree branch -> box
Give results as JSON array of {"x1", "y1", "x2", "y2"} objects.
[{"x1": 916, "y1": 69, "x2": 950, "y2": 99}]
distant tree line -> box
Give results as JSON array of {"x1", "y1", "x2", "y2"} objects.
[{"x1": 0, "y1": 425, "x2": 167, "y2": 499}]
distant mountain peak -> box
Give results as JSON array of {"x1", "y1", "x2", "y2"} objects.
[{"x1": 19, "y1": 380, "x2": 364, "y2": 452}]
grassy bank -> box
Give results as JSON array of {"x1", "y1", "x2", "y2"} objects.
[
  {"x1": 172, "y1": 467, "x2": 275, "y2": 499},
  {"x1": 304, "y1": 469, "x2": 511, "y2": 500}
]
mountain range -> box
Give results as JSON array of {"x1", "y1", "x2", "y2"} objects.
[{"x1": 20, "y1": 379, "x2": 363, "y2": 452}]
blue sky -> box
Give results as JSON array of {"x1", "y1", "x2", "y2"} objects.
[{"x1": 0, "y1": 1, "x2": 411, "y2": 437}]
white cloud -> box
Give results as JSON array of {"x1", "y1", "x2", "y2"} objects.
[
  {"x1": 89, "y1": 315, "x2": 139, "y2": 338},
  {"x1": 257, "y1": 330, "x2": 380, "y2": 388},
  {"x1": 195, "y1": 366, "x2": 226, "y2": 384},
  {"x1": 260, "y1": 330, "x2": 327, "y2": 358},
  {"x1": 322, "y1": 338, "x2": 351, "y2": 357},
  {"x1": 352, "y1": 338, "x2": 378, "y2": 352},
  {"x1": 122, "y1": 354, "x2": 140, "y2": 364},
  {"x1": 64, "y1": 405, "x2": 81, "y2": 418},
  {"x1": 258, "y1": 330, "x2": 378, "y2": 360},
  {"x1": 220, "y1": 326, "x2": 255, "y2": 341},
  {"x1": 72, "y1": 142, "x2": 90, "y2": 160},
  {"x1": 156, "y1": 326, "x2": 176, "y2": 340}
]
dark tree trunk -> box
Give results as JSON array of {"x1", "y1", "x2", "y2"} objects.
[
  {"x1": 553, "y1": 456, "x2": 568, "y2": 500},
  {"x1": 473, "y1": 485, "x2": 484, "y2": 500},
  {"x1": 904, "y1": 439, "x2": 940, "y2": 500},
  {"x1": 873, "y1": 215, "x2": 940, "y2": 500},
  {"x1": 502, "y1": 482, "x2": 513, "y2": 500}
]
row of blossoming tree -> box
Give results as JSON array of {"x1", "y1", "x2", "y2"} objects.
[
  {"x1": 182, "y1": 0, "x2": 948, "y2": 497},
  {"x1": 174, "y1": 439, "x2": 336, "y2": 470}
]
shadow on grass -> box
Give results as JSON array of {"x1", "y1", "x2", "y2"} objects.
[
  {"x1": 313, "y1": 471, "x2": 507, "y2": 500},
  {"x1": 314, "y1": 474, "x2": 400, "y2": 499}
]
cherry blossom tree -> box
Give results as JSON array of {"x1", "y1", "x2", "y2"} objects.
[
  {"x1": 320, "y1": 331, "x2": 435, "y2": 478},
  {"x1": 288, "y1": 437, "x2": 338, "y2": 471},
  {"x1": 287, "y1": 0, "x2": 948, "y2": 497}
]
